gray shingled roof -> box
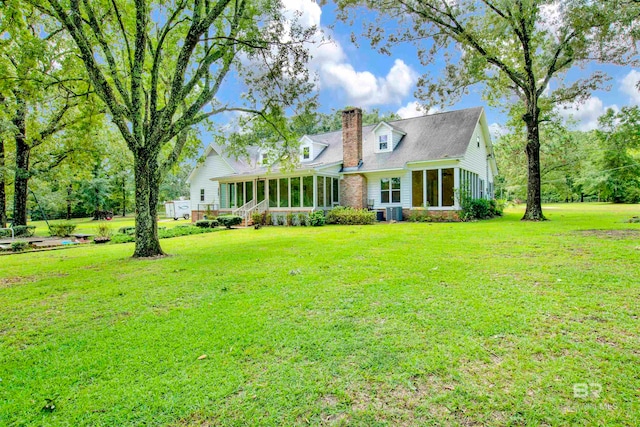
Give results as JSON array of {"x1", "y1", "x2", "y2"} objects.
[
  {"x1": 358, "y1": 107, "x2": 483, "y2": 172},
  {"x1": 215, "y1": 106, "x2": 484, "y2": 176}
]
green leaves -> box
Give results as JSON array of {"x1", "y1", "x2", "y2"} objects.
[
  {"x1": 336, "y1": 0, "x2": 638, "y2": 219},
  {"x1": 23, "y1": 0, "x2": 317, "y2": 256}
]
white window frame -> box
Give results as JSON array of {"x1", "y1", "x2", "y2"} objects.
[
  {"x1": 302, "y1": 146, "x2": 310, "y2": 160},
  {"x1": 381, "y1": 177, "x2": 401, "y2": 204},
  {"x1": 379, "y1": 134, "x2": 388, "y2": 151}
]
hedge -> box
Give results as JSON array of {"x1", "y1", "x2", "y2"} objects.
[
  {"x1": 218, "y1": 215, "x2": 243, "y2": 229},
  {"x1": 325, "y1": 207, "x2": 375, "y2": 225},
  {"x1": 195, "y1": 219, "x2": 219, "y2": 228}
]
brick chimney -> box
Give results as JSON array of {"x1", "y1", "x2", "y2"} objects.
[
  {"x1": 340, "y1": 107, "x2": 367, "y2": 209},
  {"x1": 342, "y1": 107, "x2": 362, "y2": 169}
]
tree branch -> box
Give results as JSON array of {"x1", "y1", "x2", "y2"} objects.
[
  {"x1": 39, "y1": 0, "x2": 136, "y2": 149},
  {"x1": 81, "y1": 0, "x2": 133, "y2": 112},
  {"x1": 397, "y1": 0, "x2": 528, "y2": 91},
  {"x1": 536, "y1": 31, "x2": 578, "y2": 98}
]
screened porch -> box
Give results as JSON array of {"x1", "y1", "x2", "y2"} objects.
[{"x1": 219, "y1": 175, "x2": 340, "y2": 212}]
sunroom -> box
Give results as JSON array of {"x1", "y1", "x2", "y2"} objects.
[{"x1": 216, "y1": 173, "x2": 340, "y2": 219}]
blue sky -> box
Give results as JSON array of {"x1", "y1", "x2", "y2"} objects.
[{"x1": 278, "y1": 0, "x2": 640, "y2": 136}]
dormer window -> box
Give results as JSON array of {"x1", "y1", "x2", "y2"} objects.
[
  {"x1": 373, "y1": 122, "x2": 405, "y2": 154},
  {"x1": 379, "y1": 135, "x2": 388, "y2": 151},
  {"x1": 302, "y1": 146, "x2": 310, "y2": 160}
]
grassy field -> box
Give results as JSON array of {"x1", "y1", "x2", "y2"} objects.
[
  {"x1": 27, "y1": 215, "x2": 193, "y2": 237},
  {"x1": 1, "y1": 203, "x2": 638, "y2": 426}
]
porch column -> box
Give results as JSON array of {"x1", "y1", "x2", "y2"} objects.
[
  {"x1": 454, "y1": 167, "x2": 460, "y2": 209},
  {"x1": 423, "y1": 170, "x2": 427, "y2": 209},
  {"x1": 438, "y1": 169, "x2": 443, "y2": 208},
  {"x1": 313, "y1": 175, "x2": 317, "y2": 209}
]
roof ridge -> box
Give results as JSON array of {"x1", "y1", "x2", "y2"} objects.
[
  {"x1": 386, "y1": 106, "x2": 484, "y2": 125},
  {"x1": 306, "y1": 122, "x2": 377, "y2": 139},
  {"x1": 306, "y1": 106, "x2": 484, "y2": 139}
]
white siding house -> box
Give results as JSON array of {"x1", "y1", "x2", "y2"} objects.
[
  {"x1": 458, "y1": 114, "x2": 497, "y2": 199},
  {"x1": 187, "y1": 146, "x2": 234, "y2": 214},
  {"x1": 187, "y1": 106, "x2": 497, "y2": 222}
]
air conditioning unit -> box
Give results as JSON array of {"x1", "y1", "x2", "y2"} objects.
[{"x1": 386, "y1": 207, "x2": 403, "y2": 221}]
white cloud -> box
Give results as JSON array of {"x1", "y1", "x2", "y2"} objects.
[
  {"x1": 537, "y1": 2, "x2": 564, "y2": 36},
  {"x1": 396, "y1": 101, "x2": 439, "y2": 119},
  {"x1": 397, "y1": 101, "x2": 424, "y2": 119},
  {"x1": 557, "y1": 97, "x2": 618, "y2": 131},
  {"x1": 620, "y1": 69, "x2": 640, "y2": 105},
  {"x1": 321, "y1": 59, "x2": 418, "y2": 107},
  {"x1": 488, "y1": 123, "x2": 509, "y2": 140},
  {"x1": 281, "y1": 0, "x2": 419, "y2": 108},
  {"x1": 281, "y1": 0, "x2": 321, "y2": 29}
]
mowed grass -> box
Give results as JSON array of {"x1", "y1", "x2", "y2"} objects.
[
  {"x1": 27, "y1": 215, "x2": 193, "y2": 237},
  {"x1": 1, "y1": 203, "x2": 639, "y2": 426}
]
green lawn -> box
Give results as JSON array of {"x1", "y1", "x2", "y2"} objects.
[
  {"x1": 1, "y1": 203, "x2": 639, "y2": 426},
  {"x1": 28, "y1": 215, "x2": 193, "y2": 237}
]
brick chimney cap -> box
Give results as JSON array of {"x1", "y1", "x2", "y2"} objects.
[{"x1": 342, "y1": 107, "x2": 362, "y2": 113}]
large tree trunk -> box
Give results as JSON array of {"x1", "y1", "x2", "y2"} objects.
[
  {"x1": 13, "y1": 99, "x2": 30, "y2": 226},
  {"x1": 0, "y1": 136, "x2": 6, "y2": 228},
  {"x1": 133, "y1": 153, "x2": 164, "y2": 258},
  {"x1": 522, "y1": 105, "x2": 545, "y2": 221}
]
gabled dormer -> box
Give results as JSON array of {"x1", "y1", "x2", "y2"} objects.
[
  {"x1": 372, "y1": 122, "x2": 406, "y2": 153},
  {"x1": 257, "y1": 150, "x2": 267, "y2": 165},
  {"x1": 299, "y1": 135, "x2": 328, "y2": 163}
]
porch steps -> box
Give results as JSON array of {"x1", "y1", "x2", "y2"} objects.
[{"x1": 232, "y1": 199, "x2": 267, "y2": 227}]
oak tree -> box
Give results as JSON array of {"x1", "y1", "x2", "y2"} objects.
[
  {"x1": 335, "y1": 0, "x2": 639, "y2": 220},
  {"x1": 0, "y1": 3, "x2": 102, "y2": 226},
  {"x1": 30, "y1": 0, "x2": 316, "y2": 257}
]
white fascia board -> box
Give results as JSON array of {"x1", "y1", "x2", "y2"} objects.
[
  {"x1": 301, "y1": 135, "x2": 328, "y2": 147},
  {"x1": 405, "y1": 158, "x2": 463, "y2": 168},
  {"x1": 372, "y1": 121, "x2": 407, "y2": 135},
  {"x1": 187, "y1": 145, "x2": 216, "y2": 182},
  {"x1": 476, "y1": 109, "x2": 499, "y2": 176},
  {"x1": 313, "y1": 161, "x2": 343, "y2": 173},
  {"x1": 188, "y1": 144, "x2": 239, "y2": 182},
  {"x1": 343, "y1": 167, "x2": 405, "y2": 174}
]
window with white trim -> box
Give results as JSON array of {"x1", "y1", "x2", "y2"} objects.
[
  {"x1": 381, "y1": 177, "x2": 401, "y2": 203},
  {"x1": 302, "y1": 146, "x2": 310, "y2": 160},
  {"x1": 379, "y1": 134, "x2": 388, "y2": 151},
  {"x1": 200, "y1": 188, "x2": 205, "y2": 202}
]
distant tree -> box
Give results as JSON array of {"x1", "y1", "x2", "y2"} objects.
[
  {"x1": 29, "y1": 0, "x2": 316, "y2": 257},
  {"x1": 494, "y1": 119, "x2": 591, "y2": 202},
  {"x1": 313, "y1": 108, "x2": 402, "y2": 134},
  {"x1": 159, "y1": 167, "x2": 191, "y2": 203},
  {"x1": 335, "y1": 0, "x2": 639, "y2": 220},
  {"x1": 592, "y1": 107, "x2": 640, "y2": 203},
  {"x1": 0, "y1": 4, "x2": 102, "y2": 226}
]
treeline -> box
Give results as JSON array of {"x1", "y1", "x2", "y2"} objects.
[{"x1": 495, "y1": 107, "x2": 640, "y2": 204}]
